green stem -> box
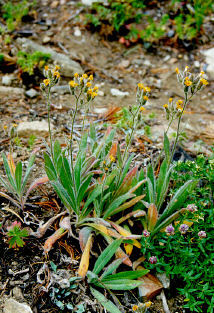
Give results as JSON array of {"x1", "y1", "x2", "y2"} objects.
[
  {"x1": 47, "y1": 86, "x2": 53, "y2": 158},
  {"x1": 169, "y1": 93, "x2": 191, "y2": 164}
]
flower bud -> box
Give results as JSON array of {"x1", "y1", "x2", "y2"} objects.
[
  {"x1": 149, "y1": 256, "x2": 157, "y2": 264},
  {"x1": 143, "y1": 230, "x2": 150, "y2": 237},
  {"x1": 198, "y1": 231, "x2": 206, "y2": 238},
  {"x1": 165, "y1": 224, "x2": 175, "y2": 236},
  {"x1": 179, "y1": 224, "x2": 189, "y2": 234}
]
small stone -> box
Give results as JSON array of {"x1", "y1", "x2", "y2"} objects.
[
  {"x1": 93, "y1": 107, "x2": 108, "y2": 114},
  {"x1": 156, "y1": 273, "x2": 170, "y2": 289},
  {"x1": 110, "y1": 88, "x2": 129, "y2": 97},
  {"x1": 25, "y1": 89, "x2": 38, "y2": 98},
  {"x1": 2, "y1": 75, "x2": 14, "y2": 86},
  {"x1": 50, "y1": 0, "x2": 59, "y2": 8},
  {"x1": 17, "y1": 120, "x2": 53, "y2": 138},
  {"x1": 43, "y1": 36, "x2": 51, "y2": 44},
  {"x1": 3, "y1": 298, "x2": 33, "y2": 313},
  {"x1": 97, "y1": 90, "x2": 104, "y2": 96},
  {"x1": 194, "y1": 60, "x2": 200, "y2": 68},
  {"x1": 201, "y1": 47, "x2": 214, "y2": 79},
  {"x1": 0, "y1": 86, "x2": 24, "y2": 97},
  {"x1": 74, "y1": 27, "x2": 81, "y2": 37},
  {"x1": 118, "y1": 59, "x2": 130, "y2": 68},
  {"x1": 12, "y1": 287, "x2": 24, "y2": 301}
]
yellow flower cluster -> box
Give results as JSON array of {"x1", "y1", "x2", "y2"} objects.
[
  {"x1": 109, "y1": 155, "x2": 116, "y2": 163},
  {"x1": 137, "y1": 82, "x2": 151, "y2": 112},
  {"x1": 41, "y1": 65, "x2": 61, "y2": 90},
  {"x1": 69, "y1": 73, "x2": 99, "y2": 100},
  {"x1": 184, "y1": 77, "x2": 192, "y2": 86},
  {"x1": 43, "y1": 79, "x2": 50, "y2": 86},
  {"x1": 200, "y1": 78, "x2": 208, "y2": 86}
]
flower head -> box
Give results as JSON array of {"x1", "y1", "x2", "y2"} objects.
[
  {"x1": 145, "y1": 301, "x2": 152, "y2": 308},
  {"x1": 143, "y1": 95, "x2": 149, "y2": 101},
  {"x1": 179, "y1": 224, "x2": 189, "y2": 234},
  {"x1": 165, "y1": 224, "x2": 175, "y2": 236},
  {"x1": 82, "y1": 73, "x2": 88, "y2": 79},
  {"x1": 198, "y1": 231, "x2": 206, "y2": 238},
  {"x1": 43, "y1": 79, "x2": 50, "y2": 86},
  {"x1": 175, "y1": 67, "x2": 179, "y2": 74},
  {"x1": 89, "y1": 74, "x2": 93, "y2": 81},
  {"x1": 138, "y1": 83, "x2": 144, "y2": 89},
  {"x1": 69, "y1": 80, "x2": 78, "y2": 88},
  {"x1": 143, "y1": 230, "x2": 150, "y2": 237},
  {"x1": 132, "y1": 305, "x2": 138, "y2": 311},
  {"x1": 44, "y1": 65, "x2": 49, "y2": 71},
  {"x1": 55, "y1": 65, "x2": 60, "y2": 70},
  {"x1": 163, "y1": 104, "x2": 168, "y2": 109},
  {"x1": 109, "y1": 155, "x2": 116, "y2": 163},
  {"x1": 149, "y1": 256, "x2": 157, "y2": 264},
  {"x1": 53, "y1": 71, "x2": 60, "y2": 79},
  {"x1": 200, "y1": 78, "x2": 208, "y2": 86},
  {"x1": 86, "y1": 82, "x2": 92, "y2": 88},
  {"x1": 74, "y1": 73, "x2": 79, "y2": 78},
  {"x1": 187, "y1": 204, "x2": 197, "y2": 212}
]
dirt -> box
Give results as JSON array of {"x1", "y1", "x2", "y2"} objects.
[{"x1": 0, "y1": 0, "x2": 214, "y2": 312}]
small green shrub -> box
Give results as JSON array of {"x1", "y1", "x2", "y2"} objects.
[{"x1": 17, "y1": 51, "x2": 51, "y2": 75}]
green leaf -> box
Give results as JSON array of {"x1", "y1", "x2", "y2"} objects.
[
  {"x1": 93, "y1": 239, "x2": 122, "y2": 275},
  {"x1": 116, "y1": 144, "x2": 122, "y2": 168},
  {"x1": 102, "y1": 269, "x2": 149, "y2": 281},
  {"x1": 50, "y1": 261, "x2": 57, "y2": 272},
  {"x1": 44, "y1": 152, "x2": 57, "y2": 181},
  {"x1": 81, "y1": 184, "x2": 103, "y2": 218},
  {"x1": 147, "y1": 178, "x2": 155, "y2": 204},
  {"x1": 103, "y1": 193, "x2": 134, "y2": 219},
  {"x1": 53, "y1": 140, "x2": 62, "y2": 174},
  {"x1": 21, "y1": 153, "x2": 35, "y2": 193},
  {"x1": 118, "y1": 154, "x2": 134, "y2": 189},
  {"x1": 77, "y1": 174, "x2": 92, "y2": 206},
  {"x1": 101, "y1": 259, "x2": 123, "y2": 280},
  {"x1": 90, "y1": 123, "x2": 97, "y2": 142},
  {"x1": 157, "y1": 180, "x2": 198, "y2": 226},
  {"x1": 90, "y1": 287, "x2": 122, "y2": 313},
  {"x1": 2, "y1": 153, "x2": 16, "y2": 191},
  {"x1": 15, "y1": 161, "x2": 22, "y2": 194},
  {"x1": 51, "y1": 181, "x2": 75, "y2": 213},
  {"x1": 96, "y1": 279, "x2": 143, "y2": 290}
]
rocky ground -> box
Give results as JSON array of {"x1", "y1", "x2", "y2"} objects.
[{"x1": 0, "y1": 0, "x2": 214, "y2": 312}]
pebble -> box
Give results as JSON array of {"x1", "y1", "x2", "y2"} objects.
[
  {"x1": 25, "y1": 89, "x2": 38, "y2": 98},
  {"x1": 2, "y1": 75, "x2": 14, "y2": 86},
  {"x1": 0, "y1": 86, "x2": 24, "y2": 97},
  {"x1": 50, "y1": 0, "x2": 59, "y2": 8},
  {"x1": 3, "y1": 299, "x2": 33, "y2": 313},
  {"x1": 110, "y1": 88, "x2": 129, "y2": 97},
  {"x1": 194, "y1": 60, "x2": 200, "y2": 68},
  {"x1": 118, "y1": 59, "x2": 130, "y2": 68},
  {"x1": 17, "y1": 120, "x2": 54, "y2": 138},
  {"x1": 43, "y1": 36, "x2": 51, "y2": 44},
  {"x1": 201, "y1": 47, "x2": 214, "y2": 79},
  {"x1": 74, "y1": 26, "x2": 82, "y2": 37}
]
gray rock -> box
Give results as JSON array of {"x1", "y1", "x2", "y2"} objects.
[
  {"x1": 156, "y1": 273, "x2": 170, "y2": 289},
  {"x1": 0, "y1": 86, "x2": 24, "y2": 97},
  {"x1": 82, "y1": 0, "x2": 107, "y2": 5},
  {"x1": 3, "y1": 299, "x2": 33, "y2": 313},
  {"x1": 42, "y1": 36, "x2": 51, "y2": 44},
  {"x1": 17, "y1": 120, "x2": 54, "y2": 137},
  {"x1": 25, "y1": 88, "x2": 38, "y2": 98},
  {"x1": 2, "y1": 75, "x2": 14, "y2": 86},
  {"x1": 201, "y1": 48, "x2": 214, "y2": 79},
  {"x1": 12, "y1": 287, "x2": 24, "y2": 301},
  {"x1": 52, "y1": 85, "x2": 70, "y2": 94},
  {"x1": 110, "y1": 88, "x2": 129, "y2": 97},
  {"x1": 16, "y1": 38, "x2": 83, "y2": 77}
]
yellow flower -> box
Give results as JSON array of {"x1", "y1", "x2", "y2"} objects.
[
  {"x1": 185, "y1": 66, "x2": 189, "y2": 71},
  {"x1": 105, "y1": 167, "x2": 109, "y2": 171},
  {"x1": 69, "y1": 80, "x2": 78, "y2": 88},
  {"x1": 140, "y1": 106, "x2": 145, "y2": 111},
  {"x1": 200, "y1": 78, "x2": 208, "y2": 85},
  {"x1": 3, "y1": 125, "x2": 8, "y2": 130},
  {"x1": 86, "y1": 82, "x2": 92, "y2": 88},
  {"x1": 93, "y1": 86, "x2": 99, "y2": 91},
  {"x1": 143, "y1": 95, "x2": 149, "y2": 101},
  {"x1": 176, "y1": 104, "x2": 183, "y2": 111},
  {"x1": 54, "y1": 71, "x2": 60, "y2": 79},
  {"x1": 44, "y1": 65, "x2": 49, "y2": 71},
  {"x1": 89, "y1": 74, "x2": 93, "y2": 81},
  {"x1": 132, "y1": 305, "x2": 138, "y2": 311},
  {"x1": 144, "y1": 86, "x2": 151, "y2": 92},
  {"x1": 109, "y1": 155, "x2": 116, "y2": 162},
  {"x1": 176, "y1": 99, "x2": 183, "y2": 105},
  {"x1": 169, "y1": 98, "x2": 173, "y2": 102},
  {"x1": 55, "y1": 65, "x2": 60, "y2": 70},
  {"x1": 74, "y1": 73, "x2": 79, "y2": 78},
  {"x1": 138, "y1": 83, "x2": 144, "y2": 89},
  {"x1": 87, "y1": 88, "x2": 93, "y2": 95},
  {"x1": 12, "y1": 123, "x2": 18, "y2": 127},
  {"x1": 82, "y1": 73, "x2": 88, "y2": 79},
  {"x1": 145, "y1": 301, "x2": 152, "y2": 308},
  {"x1": 43, "y1": 79, "x2": 50, "y2": 86},
  {"x1": 163, "y1": 104, "x2": 168, "y2": 108},
  {"x1": 175, "y1": 67, "x2": 179, "y2": 74},
  {"x1": 200, "y1": 71, "x2": 205, "y2": 76},
  {"x1": 184, "y1": 79, "x2": 192, "y2": 86},
  {"x1": 92, "y1": 92, "x2": 97, "y2": 98}
]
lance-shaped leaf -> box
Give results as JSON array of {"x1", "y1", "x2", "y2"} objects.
[
  {"x1": 93, "y1": 239, "x2": 123, "y2": 275},
  {"x1": 78, "y1": 234, "x2": 93, "y2": 278},
  {"x1": 157, "y1": 180, "x2": 197, "y2": 227},
  {"x1": 83, "y1": 223, "x2": 121, "y2": 239},
  {"x1": 90, "y1": 287, "x2": 122, "y2": 313},
  {"x1": 100, "y1": 258, "x2": 123, "y2": 280},
  {"x1": 2, "y1": 153, "x2": 16, "y2": 191},
  {"x1": 96, "y1": 278, "x2": 143, "y2": 290},
  {"x1": 110, "y1": 222, "x2": 141, "y2": 248},
  {"x1": 109, "y1": 195, "x2": 145, "y2": 217},
  {"x1": 124, "y1": 242, "x2": 133, "y2": 256},
  {"x1": 43, "y1": 228, "x2": 67, "y2": 253},
  {"x1": 22, "y1": 176, "x2": 49, "y2": 209},
  {"x1": 147, "y1": 203, "x2": 158, "y2": 231},
  {"x1": 7, "y1": 153, "x2": 16, "y2": 177},
  {"x1": 109, "y1": 142, "x2": 117, "y2": 158},
  {"x1": 104, "y1": 235, "x2": 132, "y2": 267},
  {"x1": 116, "y1": 209, "x2": 146, "y2": 225},
  {"x1": 116, "y1": 166, "x2": 138, "y2": 196},
  {"x1": 79, "y1": 227, "x2": 93, "y2": 252},
  {"x1": 103, "y1": 193, "x2": 134, "y2": 219}
]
